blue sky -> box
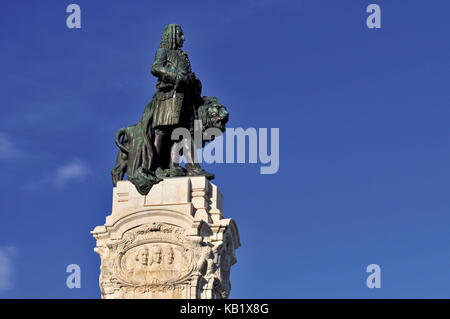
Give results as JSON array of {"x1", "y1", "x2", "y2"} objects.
[{"x1": 1, "y1": 0, "x2": 450, "y2": 298}]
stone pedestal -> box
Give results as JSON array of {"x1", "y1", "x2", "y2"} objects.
[{"x1": 91, "y1": 176, "x2": 240, "y2": 299}]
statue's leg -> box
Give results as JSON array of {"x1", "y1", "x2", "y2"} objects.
[
  {"x1": 153, "y1": 126, "x2": 173, "y2": 178},
  {"x1": 168, "y1": 140, "x2": 187, "y2": 177},
  {"x1": 154, "y1": 127, "x2": 172, "y2": 170},
  {"x1": 153, "y1": 127, "x2": 165, "y2": 164},
  {"x1": 182, "y1": 135, "x2": 214, "y2": 180}
]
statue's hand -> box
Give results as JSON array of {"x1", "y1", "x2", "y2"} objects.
[{"x1": 175, "y1": 72, "x2": 188, "y2": 86}]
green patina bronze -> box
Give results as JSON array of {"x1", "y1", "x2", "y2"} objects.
[{"x1": 111, "y1": 24, "x2": 229, "y2": 195}]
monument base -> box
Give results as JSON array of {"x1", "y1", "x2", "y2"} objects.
[{"x1": 91, "y1": 176, "x2": 240, "y2": 299}]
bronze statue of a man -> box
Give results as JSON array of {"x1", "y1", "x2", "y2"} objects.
[
  {"x1": 150, "y1": 24, "x2": 212, "y2": 179},
  {"x1": 111, "y1": 24, "x2": 229, "y2": 195}
]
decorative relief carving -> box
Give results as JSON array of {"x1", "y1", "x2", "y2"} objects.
[
  {"x1": 122, "y1": 243, "x2": 192, "y2": 284},
  {"x1": 97, "y1": 222, "x2": 197, "y2": 298}
]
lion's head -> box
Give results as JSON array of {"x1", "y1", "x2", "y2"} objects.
[{"x1": 197, "y1": 96, "x2": 229, "y2": 134}]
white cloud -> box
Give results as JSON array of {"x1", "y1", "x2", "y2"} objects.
[
  {"x1": 55, "y1": 160, "x2": 89, "y2": 183},
  {"x1": 0, "y1": 133, "x2": 21, "y2": 160},
  {"x1": 0, "y1": 246, "x2": 17, "y2": 292},
  {"x1": 23, "y1": 159, "x2": 89, "y2": 190}
]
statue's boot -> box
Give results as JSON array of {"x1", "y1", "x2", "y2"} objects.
[
  {"x1": 168, "y1": 163, "x2": 186, "y2": 177},
  {"x1": 185, "y1": 163, "x2": 215, "y2": 180},
  {"x1": 168, "y1": 139, "x2": 187, "y2": 177}
]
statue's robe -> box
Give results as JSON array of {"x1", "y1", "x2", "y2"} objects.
[{"x1": 150, "y1": 47, "x2": 203, "y2": 131}]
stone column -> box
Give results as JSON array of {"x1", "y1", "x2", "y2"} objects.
[{"x1": 91, "y1": 176, "x2": 240, "y2": 299}]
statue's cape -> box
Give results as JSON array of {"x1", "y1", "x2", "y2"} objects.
[{"x1": 124, "y1": 99, "x2": 160, "y2": 195}]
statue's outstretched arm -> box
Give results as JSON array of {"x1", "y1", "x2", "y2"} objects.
[{"x1": 151, "y1": 48, "x2": 184, "y2": 84}]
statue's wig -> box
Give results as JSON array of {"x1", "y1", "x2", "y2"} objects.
[{"x1": 160, "y1": 24, "x2": 182, "y2": 49}]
